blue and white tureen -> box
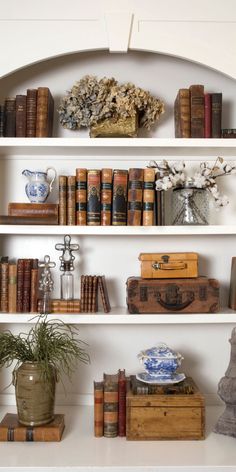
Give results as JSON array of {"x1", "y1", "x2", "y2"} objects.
[{"x1": 137, "y1": 343, "x2": 184, "y2": 379}]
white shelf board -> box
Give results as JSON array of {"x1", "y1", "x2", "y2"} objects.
[
  {"x1": 0, "y1": 404, "x2": 235, "y2": 471},
  {"x1": 1, "y1": 137, "x2": 236, "y2": 158},
  {"x1": 1, "y1": 308, "x2": 236, "y2": 324},
  {"x1": 1, "y1": 224, "x2": 236, "y2": 236}
]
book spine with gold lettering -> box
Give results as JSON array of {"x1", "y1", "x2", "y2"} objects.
[
  {"x1": 67, "y1": 176, "x2": 76, "y2": 226},
  {"x1": 30, "y1": 259, "x2": 39, "y2": 313},
  {"x1": 101, "y1": 169, "x2": 112, "y2": 226},
  {"x1": 4, "y1": 98, "x2": 16, "y2": 137},
  {"x1": 127, "y1": 168, "x2": 143, "y2": 226},
  {"x1": 103, "y1": 373, "x2": 119, "y2": 438},
  {"x1": 190, "y1": 84, "x2": 205, "y2": 138},
  {"x1": 94, "y1": 381, "x2": 104, "y2": 437},
  {"x1": 36, "y1": 87, "x2": 54, "y2": 137},
  {"x1": 26, "y1": 89, "x2": 37, "y2": 137},
  {"x1": 87, "y1": 170, "x2": 101, "y2": 226},
  {"x1": 59, "y1": 176, "x2": 67, "y2": 225},
  {"x1": 76, "y1": 168, "x2": 87, "y2": 225},
  {"x1": 142, "y1": 168, "x2": 155, "y2": 226},
  {"x1": 8, "y1": 261, "x2": 17, "y2": 313},
  {"x1": 1, "y1": 258, "x2": 9, "y2": 313},
  {"x1": 16, "y1": 95, "x2": 27, "y2": 137},
  {"x1": 22, "y1": 259, "x2": 33, "y2": 313},
  {"x1": 112, "y1": 170, "x2": 128, "y2": 226}
]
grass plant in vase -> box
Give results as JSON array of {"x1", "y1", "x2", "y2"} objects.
[{"x1": 0, "y1": 315, "x2": 90, "y2": 426}]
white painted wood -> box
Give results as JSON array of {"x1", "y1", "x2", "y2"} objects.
[
  {"x1": 105, "y1": 11, "x2": 133, "y2": 52},
  {"x1": 0, "y1": 404, "x2": 235, "y2": 472},
  {"x1": 1, "y1": 0, "x2": 236, "y2": 79},
  {"x1": 1, "y1": 225, "x2": 236, "y2": 236},
  {"x1": 0, "y1": 310, "x2": 235, "y2": 324}
]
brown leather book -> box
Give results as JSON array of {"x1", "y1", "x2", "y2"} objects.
[
  {"x1": 0, "y1": 215, "x2": 58, "y2": 225},
  {"x1": 143, "y1": 168, "x2": 155, "y2": 226},
  {"x1": 0, "y1": 104, "x2": 5, "y2": 137},
  {"x1": 67, "y1": 176, "x2": 76, "y2": 225},
  {"x1": 1, "y1": 258, "x2": 9, "y2": 312},
  {"x1": 30, "y1": 259, "x2": 39, "y2": 313},
  {"x1": 211, "y1": 93, "x2": 222, "y2": 138},
  {"x1": 35, "y1": 87, "x2": 54, "y2": 137},
  {"x1": 8, "y1": 203, "x2": 59, "y2": 221},
  {"x1": 189, "y1": 84, "x2": 205, "y2": 138},
  {"x1": 101, "y1": 168, "x2": 112, "y2": 226},
  {"x1": 92, "y1": 275, "x2": 98, "y2": 313},
  {"x1": 103, "y1": 373, "x2": 119, "y2": 438},
  {"x1": 4, "y1": 98, "x2": 16, "y2": 137},
  {"x1": 76, "y1": 168, "x2": 87, "y2": 225},
  {"x1": 26, "y1": 89, "x2": 37, "y2": 137},
  {"x1": 88, "y1": 275, "x2": 93, "y2": 312},
  {"x1": 8, "y1": 261, "x2": 17, "y2": 313},
  {"x1": 87, "y1": 170, "x2": 101, "y2": 226},
  {"x1": 204, "y1": 93, "x2": 212, "y2": 138},
  {"x1": 98, "y1": 275, "x2": 111, "y2": 313},
  {"x1": 16, "y1": 259, "x2": 24, "y2": 313},
  {"x1": 59, "y1": 175, "x2": 67, "y2": 225},
  {"x1": 22, "y1": 259, "x2": 33, "y2": 313},
  {"x1": 0, "y1": 413, "x2": 65, "y2": 441},
  {"x1": 112, "y1": 169, "x2": 128, "y2": 226},
  {"x1": 84, "y1": 275, "x2": 89, "y2": 313},
  {"x1": 94, "y1": 381, "x2": 104, "y2": 437},
  {"x1": 127, "y1": 168, "x2": 143, "y2": 226},
  {"x1": 174, "y1": 89, "x2": 190, "y2": 138},
  {"x1": 16, "y1": 95, "x2": 26, "y2": 137},
  {"x1": 80, "y1": 275, "x2": 85, "y2": 312}
]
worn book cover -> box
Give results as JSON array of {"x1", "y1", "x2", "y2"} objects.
[
  {"x1": 16, "y1": 95, "x2": 27, "y2": 137},
  {"x1": 103, "y1": 373, "x2": 119, "y2": 438},
  {"x1": 101, "y1": 168, "x2": 112, "y2": 226},
  {"x1": 0, "y1": 413, "x2": 65, "y2": 441},
  {"x1": 127, "y1": 168, "x2": 143, "y2": 226},
  {"x1": 189, "y1": 84, "x2": 204, "y2": 138},
  {"x1": 76, "y1": 168, "x2": 87, "y2": 225},
  {"x1": 94, "y1": 381, "x2": 104, "y2": 437},
  {"x1": 26, "y1": 89, "x2": 37, "y2": 137},
  {"x1": 36, "y1": 87, "x2": 54, "y2": 137},
  {"x1": 143, "y1": 168, "x2": 155, "y2": 226},
  {"x1": 112, "y1": 169, "x2": 128, "y2": 225}
]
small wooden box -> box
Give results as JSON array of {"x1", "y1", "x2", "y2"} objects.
[
  {"x1": 126, "y1": 377, "x2": 205, "y2": 440},
  {"x1": 139, "y1": 252, "x2": 198, "y2": 279}
]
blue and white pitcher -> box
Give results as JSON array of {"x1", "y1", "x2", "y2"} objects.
[{"x1": 22, "y1": 168, "x2": 56, "y2": 203}]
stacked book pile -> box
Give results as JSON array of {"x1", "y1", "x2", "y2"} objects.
[
  {"x1": 0, "y1": 87, "x2": 54, "y2": 137},
  {"x1": 59, "y1": 168, "x2": 165, "y2": 227},
  {"x1": 94, "y1": 369, "x2": 127, "y2": 438},
  {"x1": 0, "y1": 257, "x2": 39, "y2": 313},
  {"x1": 174, "y1": 84, "x2": 223, "y2": 138}
]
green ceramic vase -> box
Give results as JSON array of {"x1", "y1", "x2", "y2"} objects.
[{"x1": 13, "y1": 361, "x2": 57, "y2": 426}]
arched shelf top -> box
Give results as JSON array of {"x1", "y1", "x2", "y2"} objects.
[{"x1": 1, "y1": 11, "x2": 236, "y2": 80}]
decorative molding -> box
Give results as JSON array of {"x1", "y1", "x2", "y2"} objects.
[{"x1": 104, "y1": 11, "x2": 133, "y2": 52}]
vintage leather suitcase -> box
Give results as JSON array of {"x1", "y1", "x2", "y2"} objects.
[
  {"x1": 126, "y1": 276, "x2": 220, "y2": 313},
  {"x1": 139, "y1": 252, "x2": 198, "y2": 279}
]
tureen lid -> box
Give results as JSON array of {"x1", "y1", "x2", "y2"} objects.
[{"x1": 139, "y1": 343, "x2": 181, "y2": 359}]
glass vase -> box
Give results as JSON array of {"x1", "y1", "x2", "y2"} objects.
[{"x1": 172, "y1": 185, "x2": 209, "y2": 225}]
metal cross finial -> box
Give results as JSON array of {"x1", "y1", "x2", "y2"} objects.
[
  {"x1": 55, "y1": 235, "x2": 80, "y2": 271},
  {"x1": 39, "y1": 254, "x2": 56, "y2": 293}
]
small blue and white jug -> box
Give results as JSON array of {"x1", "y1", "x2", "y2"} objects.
[{"x1": 22, "y1": 168, "x2": 56, "y2": 203}]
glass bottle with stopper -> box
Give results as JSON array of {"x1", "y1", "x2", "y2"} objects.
[
  {"x1": 55, "y1": 234, "x2": 80, "y2": 300},
  {"x1": 38, "y1": 255, "x2": 56, "y2": 314}
]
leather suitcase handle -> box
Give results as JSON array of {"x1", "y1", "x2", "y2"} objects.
[{"x1": 152, "y1": 261, "x2": 187, "y2": 271}]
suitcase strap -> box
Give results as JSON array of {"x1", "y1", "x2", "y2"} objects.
[{"x1": 152, "y1": 261, "x2": 186, "y2": 271}]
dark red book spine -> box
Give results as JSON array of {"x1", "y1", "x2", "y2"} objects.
[
  {"x1": 22, "y1": 259, "x2": 33, "y2": 313},
  {"x1": 204, "y1": 93, "x2": 212, "y2": 138},
  {"x1": 118, "y1": 369, "x2": 126, "y2": 437}
]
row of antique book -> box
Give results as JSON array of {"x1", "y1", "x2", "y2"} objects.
[
  {"x1": 0, "y1": 87, "x2": 54, "y2": 137},
  {"x1": 174, "y1": 84, "x2": 224, "y2": 138},
  {"x1": 0, "y1": 256, "x2": 111, "y2": 314},
  {"x1": 93, "y1": 372, "x2": 195, "y2": 438},
  {"x1": 59, "y1": 168, "x2": 165, "y2": 226}
]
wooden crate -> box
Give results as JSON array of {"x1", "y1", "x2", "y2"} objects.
[{"x1": 126, "y1": 377, "x2": 205, "y2": 440}]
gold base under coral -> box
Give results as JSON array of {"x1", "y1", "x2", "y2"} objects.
[{"x1": 90, "y1": 114, "x2": 138, "y2": 138}]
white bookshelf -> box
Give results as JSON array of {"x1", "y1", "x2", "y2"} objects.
[{"x1": 0, "y1": 404, "x2": 234, "y2": 472}]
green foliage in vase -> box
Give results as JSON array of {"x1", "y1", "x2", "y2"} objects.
[{"x1": 0, "y1": 315, "x2": 90, "y2": 385}]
